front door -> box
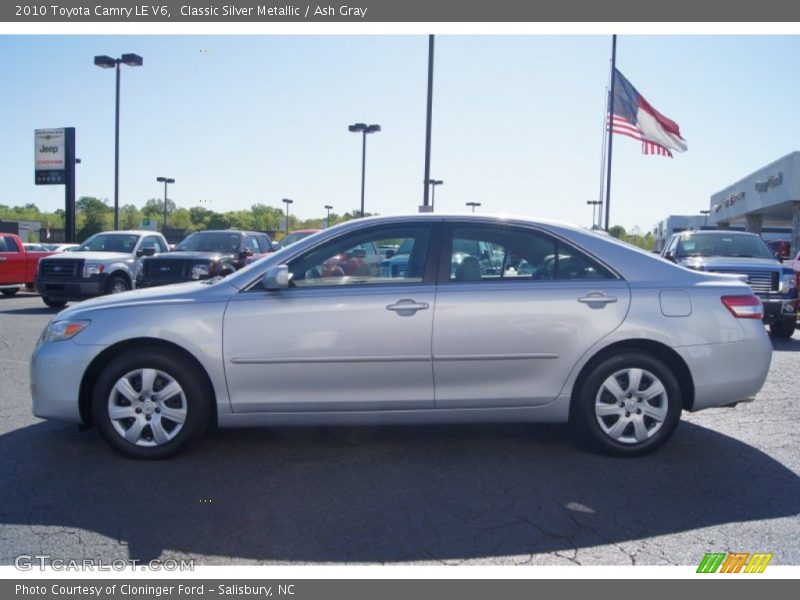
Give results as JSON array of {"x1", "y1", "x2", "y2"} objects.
[
  {"x1": 0, "y1": 236, "x2": 26, "y2": 285},
  {"x1": 223, "y1": 223, "x2": 440, "y2": 413}
]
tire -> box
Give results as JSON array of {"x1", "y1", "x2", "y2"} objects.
[
  {"x1": 91, "y1": 348, "x2": 213, "y2": 459},
  {"x1": 106, "y1": 274, "x2": 131, "y2": 295},
  {"x1": 768, "y1": 317, "x2": 795, "y2": 339},
  {"x1": 572, "y1": 352, "x2": 682, "y2": 457},
  {"x1": 1, "y1": 288, "x2": 19, "y2": 297},
  {"x1": 24, "y1": 283, "x2": 34, "y2": 290},
  {"x1": 42, "y1": 296, "x2": 67, "y2": 309}
]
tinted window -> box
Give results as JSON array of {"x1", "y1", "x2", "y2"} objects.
[
  {"x1": 175, "y1": 232, "x2": 242, "y2": 253},
  {"x1": 0, "y1": 236, "x2": 19, "y2": 252},
  {"x1": 141, "y1": 236, "x2": 163, "y2": 252},
  {"x1": 448, "y1": 226, "x2": 613, "y2": 282},
  {"x1": 78, "y1": 234, "x2": 140, "y2": 253},
  {"x1": 288, "y1": 226, "x2": 432, "y2": 288},
  {"x1": 244, "y1": 236, "x2": 261, "y2": 253},
  {"x1": 675, "y1": 233, "x2": 774, "y2": 259},
  {"x1": 256, "y1": 235, "x2": 271, "y2": 253}
]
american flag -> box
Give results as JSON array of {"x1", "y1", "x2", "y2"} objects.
[
  {"x1": 608, "y1": 69, "x2": 687, "y2": 159},
  {"x1": 609, "y1": 115, "x2": 675, "y2": 157}
]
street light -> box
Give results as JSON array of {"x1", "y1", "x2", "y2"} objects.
[
  {"x1": 466, "y1": 201, "x2": 481, "y2": 213},
  {"x1": 587, "y1": 200, "x2": 602, "y2": 229},
  {"x1": 94, "y1": 52, "x2": 143, "y2": 230},
  {"x1": 348, "y1": 123, "x2": 381, "y2": 217},
  {"x1": 156, "y1": 177, "x2": 175, "y2": 229},
  {"x1": 426, "y1": 179, "x2": 443, "y2": 211},
  {"x1": 700, "y1": 209, "x2": 711, "y2": 228},
  {"x1": 282, "y1": 198, "x2": 294, "y2": 239},
  {"x1": 324, "y1": 204, "x2": 333, "y2": 229}
]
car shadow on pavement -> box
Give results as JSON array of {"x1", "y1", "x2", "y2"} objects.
[
  {"x1": 0, "y1": 420, "x2": 798, "y2": 564},
  {"x1": 771, "y1": 336, "x2": 800, "y2": 352},
  {"x1": 0, "y1": 307, "x2": 60, "y2": 315}
]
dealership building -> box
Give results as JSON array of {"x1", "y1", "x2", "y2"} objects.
[{"x1": 709, "y1": 151, "x2": 800, "y2": 257}]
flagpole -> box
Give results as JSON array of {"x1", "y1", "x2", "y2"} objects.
[
  {"x1": 604, "y1": 34, "x2": 617, "y2": 232},
  {"x1": 596, "y1": 85, "x2": 609, "y2": 229}
]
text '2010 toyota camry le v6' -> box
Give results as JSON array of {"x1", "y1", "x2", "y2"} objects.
[{"x1": 30, "y1": 215, "x2": 772, "y2": 459}]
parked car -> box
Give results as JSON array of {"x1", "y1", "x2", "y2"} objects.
[
  {"x1": 661, "y1": 230, "x2": 797, "y2": 338},
  {"x1": 0, "y1": 234, "x2": 55, "y2": 296},
  {"x1": 31, "y1": 214, "x2": 771, "y2": 459},
  {"x1": 35, "y1": 230, "x2": 169, "y2": 309},
  {"x1": 137, "y1": 230, "x2": 271, "y2": 288},
  {"x1": 274, "y1": 229, "x2": 319, "y2": 251},
  {"x1": 44, "y1": 243, "x2": 80, "y2": 253}
]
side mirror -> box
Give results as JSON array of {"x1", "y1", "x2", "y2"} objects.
[
  {"x1": 663, "y1": 251, "x2": 675, "y2": 262},
  {"x1": 137, "y1": 247, "x2": 156, "y2": 257},
  {"x1": 261, "y1": 265, "x2": 290, "y2": 291},
  {"x1": 385, "y1": 249, "x2": 396, "y2": 259},
  {"x1": 241, "y1": 248, "x2": 254, "y2": 259}
]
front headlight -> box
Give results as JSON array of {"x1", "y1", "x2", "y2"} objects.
[
  {"x1": 191, "y1": 264, "x2": 210, "y2": 280},
  {"x1": 40, "y1": 319, "x2": 91, "y2": 343},
  {"x1": 83, "y1": 263, "x2": 104, "y2": 278},
  {"x1": 780, "y1": 273, "x2": 797, "y2": 294}
]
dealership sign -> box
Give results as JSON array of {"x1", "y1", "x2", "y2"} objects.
[
  {"x1": 755, "y1": 172, "x2": 783, "y2": 193},
  {"x1": 34, "y1": 128, "x2": 67, "y2": 185}
]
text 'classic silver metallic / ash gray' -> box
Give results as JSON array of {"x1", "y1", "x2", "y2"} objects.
[{"x1": 30, "y1": 214, "x2": 772, "y2": 459}]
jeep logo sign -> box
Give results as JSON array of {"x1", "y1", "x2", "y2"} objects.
[{"x1": 35, "y1": 128, "x2": 67, "y2": 185}]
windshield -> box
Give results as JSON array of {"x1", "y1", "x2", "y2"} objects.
[
  {"x1": 676, "y1": 233, "x2": 775, "y2": 259},
  {"x1": 78, "y1": 234, "x2": 140, "y2": 253},
  {"x1": 278, "y1": 231, "x2": 315, "y2": 249},
  {"x1": 175, "y1": 232, "x2": 242, "y2": 253}
]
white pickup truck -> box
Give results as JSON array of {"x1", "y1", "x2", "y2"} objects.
[{"x1": 35, "y1": 230, "x2": 169, "y2": 309}]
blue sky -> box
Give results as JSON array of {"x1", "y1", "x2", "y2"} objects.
[{"x1": 2, "y1": 34, "x2": 800, "y2": 230}]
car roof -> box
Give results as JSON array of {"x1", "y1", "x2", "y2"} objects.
[
  {"x1": 188, "y1": 230, "x2": 267, "y2": 236},
  {"x1": 89, "y1": 230, "x2": 162, "y2": 236},
  {"x1": 675, "y1": 230, "x2": 756, "y2": 237}
]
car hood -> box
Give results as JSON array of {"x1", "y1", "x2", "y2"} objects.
[
  {"x1": 678, "y1": 256, "x2": 780, "y2": 271},
  {"x1": 150, "y1": 251, "x2": 236, "y2": 261},
  {"x1": 44, "y1": 251, "x2": 132, "y2": 262},
  {"x1": 58, "y1": 280, "x2": 237, "y2": 320}
]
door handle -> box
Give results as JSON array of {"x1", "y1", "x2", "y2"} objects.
[
  {"x1": 578, "y1": 293, "x2": 618, "y2": 305},
  {"x1": 386, "y1": 299, "x2": 430, "y2": 313}
]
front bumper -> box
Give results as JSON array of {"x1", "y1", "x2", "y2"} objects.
[
  {"x1": 30, "y1": 338, "x2": 103, "y2": 424},
  {"x1": 36, "y1": 274, "x2": 108, "y2": 300},
  {"x1": 761, "y1": 298, "x2": 798, "y2": 324}
]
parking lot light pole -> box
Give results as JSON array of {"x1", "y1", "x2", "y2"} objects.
[
  {"x1": 156, "y1": 177, "x2": 175, "y2": 229},
  {"x1": 282, "y1": 198, "x2": 294, "y2": 239},
  {"x1": 426, "y1": 179, "x2": 443, "y2": 211},
  {"x1": 94, "y1": 53, "x2": 143, "y2": 231},
  {"x1": 348, "y1": 123, "x2": 381, "y2": 217},
  {"x1": 324, "y1": 204, "x2": 333, "y2": 228},
  {"x1": 466, "y1": 201, "x2": 481, "y2": 213},
  {"x1": 700, "y1": 209, "x2": 711, "y2": 228},
  {"x1": 587, "y1": 200, "x2": 602, "y2": 229}
]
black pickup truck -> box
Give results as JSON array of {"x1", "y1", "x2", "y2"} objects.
[{"x1": 137, "y1": 230, "x2": 272, "y2": 288}]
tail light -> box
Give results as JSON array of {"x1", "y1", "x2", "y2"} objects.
[{"x1": 721, "y1": 295, "x2": 763, "y2": 319}]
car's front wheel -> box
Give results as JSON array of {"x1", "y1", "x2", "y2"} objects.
[
  {"x1": 106, "y1": 275, "x2": 131, "y2": 295},
  {"x1": 768, "y1": 317, "x2": 796, "y2": 339},
  {"x1": 42, "y1": 296, "x2": 67, "y2": 309},
  {"x1": 1, "y1": 288, "x2": 19, "y2": 297},
  {"x1": 91, "y1": 348, "x2": 213, "y2": 459},
  {"x1": 573, "y1": 352, "x2": 682, "y2": 457}
]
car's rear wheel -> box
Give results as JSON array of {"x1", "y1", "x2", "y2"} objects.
[
  {"x1": 768, "y1": 317, "x2": 795, "y2": 339},
  {"x1": 106, "y1": 275, "x2": 130, "y2": 295},
  {"x1": 573, "y1": 352, "x2": 682, "y2": 457},
  {"x1": 1, "y1": 288, "x2": 19, "y2": 297},
  {"x1": 42, "y1": 296, "x2": 67, "y2": 309},
  {"x1": 91, "y1": 348, "x2": 213, "y2": 459}
]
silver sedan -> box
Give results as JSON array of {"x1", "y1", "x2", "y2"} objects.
[{"x1": 31, "y1": 214, "x2": 772, "y2": 459}]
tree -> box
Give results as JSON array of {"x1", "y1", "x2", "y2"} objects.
[
  {"x1": 608, "y1": 225, "x2": 627, "y2": 239},
  {"x1": 142, "y1": 198, "x2": 176, "y2": 219},
  {"x1": 120, "y1": 204, "x2": 141, "y2": 230}
]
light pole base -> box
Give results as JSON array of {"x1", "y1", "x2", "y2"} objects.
[{"x1": 418, "y1": 205, "x2": 433, "y2": 213}]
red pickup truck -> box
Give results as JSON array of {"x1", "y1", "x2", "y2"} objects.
[{"x1": 0, "y1": 234, "x2": 55, "y2": 296}]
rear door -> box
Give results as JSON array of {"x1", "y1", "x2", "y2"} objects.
[
  {"x1": 432, "y1": 222, "x2": 631, "y2": 409},
  {"x1": 0, "y1": 236, "x2": 26, "y2": 285}
]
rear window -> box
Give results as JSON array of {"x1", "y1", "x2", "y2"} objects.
[{"x1": 675, "y1": 233, "x2": 774, "y2": 259}]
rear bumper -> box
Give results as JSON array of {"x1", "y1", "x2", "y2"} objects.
[{"x1": 676, "y1": 330, "x2": 772, "y2": 411}]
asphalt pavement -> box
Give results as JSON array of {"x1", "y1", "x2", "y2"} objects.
[{"x1": 0, "y1": 291, "x2": 798, "y2": 566}]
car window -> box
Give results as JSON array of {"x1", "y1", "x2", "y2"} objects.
[
  {"x1": 141, "y1": 236, "x2": 162, "y2": 252},
  {"x1": 1, "y1": 236, "x2": 20, "y2": 253},
  {"x1": 288, "y1": 226, "x2": 432, "y2": 288},
  {"x1": 244, "y1": 236, "x2": 261, "y2": 253},
  {"x1": 448, "y1": 226, "x2": 613, "y2": 282},
  {"x1": 256, "y1": 235, "x2": 271, "y2": 253},
  {"x1": 675, "y1": 233, "x2": 774, "y2": 259},
  {"x1": 79, "y1": 234, "x2": 140, "y2": 253}
]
